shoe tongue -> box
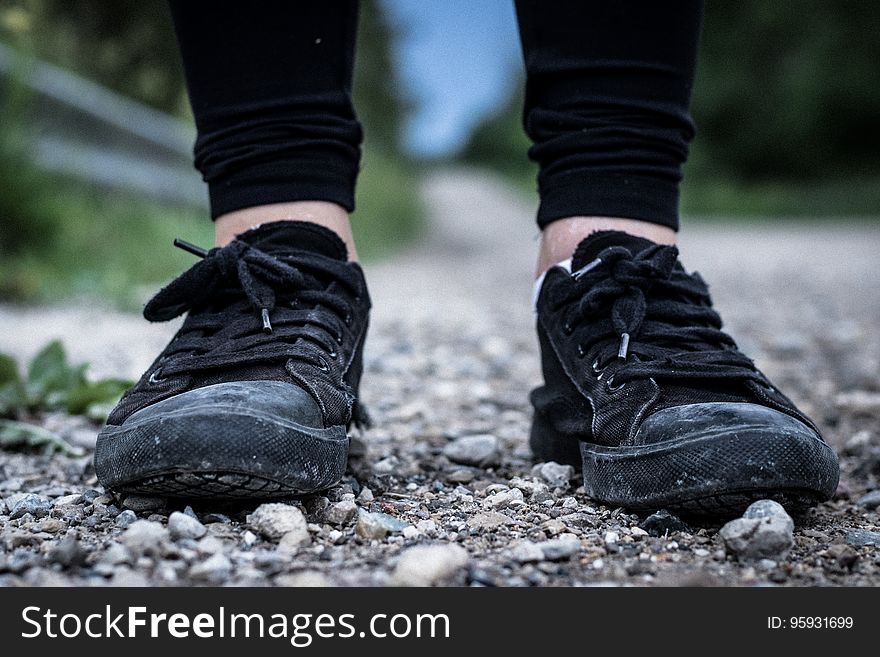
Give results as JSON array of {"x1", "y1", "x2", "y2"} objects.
[
  {"x1": 571, "y1": 230, "x2": 658, "y2": 270},
  {"x1": 235, "y1": 220, "x2": 348, "y2": 261}
]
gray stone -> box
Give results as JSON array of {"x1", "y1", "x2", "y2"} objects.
[
  {"x1": 442, "y1": 434, "x2": 500, "y2": 467},
  {"x1": 47, "y1": 534, "x2": 88, "y2": 568},
  {"x1": 639, "y1": 510, "x2": 690, "y2": 537},
  {"x1": 846, "y1": 529, "x2": 880, "y2": 547},
  {"x1": 324, "y1": 500, "x2": 358, "y2": 526},
  {"x1": 540, "y1": 534, "x2": 581, "y2": 561},
  {"x1": 122, "y1": 495, "x2": 165, "y2": 512},
  {"x1": 119, "y1": 520, "x2": 169, "y2": 557},
  {"x1": 856, "y1": 490, "x2": 880, "y2": 510},
  {"x1": 247, "y1": 503, "x2": 308, "y2": 541},
  {"x1": 189, "y1": 553, "x2": 233, "y2": 584},
  {"x1": 531, "y1": 461, "x2": 575, "y2": 489},
  {"x1": 10, "y1": 494, "x2": 52, "y2": 519},
  {"x1": 390, "y1": 544, "x2": 469, "y2": 586},
  {"x1": 115, "y1": 510, "x2": 138, "y2": 528},
  {"x1": 466, "y1": 511, "x2": 515, "y2": 530},
  {"x1": 510, "y1": 541, "x2": 545, "y2": 563},
  {"x1": 278, "y1": 528, "x2": 312, "y2": 551},
  {"x1": 372, "y1": 455, "x2": 401, "y2": 475},
  {"x1": 720, "y1": 500, "x2": 794, "y2": 559},
  {"x1": 355, "y1": 509, "x2": 410, "y2": 540},
  {"x1": 168, "y1": 511, "x2": 207, "y2": 541},
  {"x1": 52, "y1": 494, "x2": 83, "y2": 507}
]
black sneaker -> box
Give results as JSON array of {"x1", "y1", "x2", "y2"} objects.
[
  {"x1": 95, "y1": 221, "x2": 370, "y2": 498},
  {"x1": 531, "y1": 230, "x2": 839, "y2": 515}
]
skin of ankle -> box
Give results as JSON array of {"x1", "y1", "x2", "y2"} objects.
[
  {"x1": 214, "y1": 201, "x2": 358, "y2": 260},
  {"x1": 536, "y1": 216, "x2": 677, "y2": 277}
]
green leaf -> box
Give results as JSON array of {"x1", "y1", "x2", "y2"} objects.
[
  {"x1": 0, "y1": 353, "x2": 25, "y2": 417},
  {"x1": 26, "y1": 340, "x2": 87, "y2": 409},
  {"x1": 65, "y1": 378, "x2": 132, "y2": 416},
  {"x1": 0, "y1": 418, "x2": 84, "y2": 457}
]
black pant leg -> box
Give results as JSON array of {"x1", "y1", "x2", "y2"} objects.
[
  {"x1": 168, "y1": 0, "x2": 362, "y2": 219},
  {"x1": 515, "y1": 0, "x2": 704, "y2": 231}
]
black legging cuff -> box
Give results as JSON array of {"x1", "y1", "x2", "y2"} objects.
[{"x1": 536, "y1": 172, "x2": 680, "y2": 230}]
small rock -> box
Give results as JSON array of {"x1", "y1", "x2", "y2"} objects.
[
  {"x1": 531, "y1": 462, "x2": 575, "y2": 488},
  {"x1": 115, "y1": 510, "x2": 138, "y2": 528},
  {"x1": 357, "y1": 487, "x2": 374, "y2": 503},
  {"x1": 324, "y1": 500, "x2": 358, "y2": 526},
  {"x1": 119, "y1": 520, "x2": 169, "y2": 557},
  {"x1": 278, "y1": 528, "x2": 311, "y2": 551},
  {"x1": 122, "y1": 495, "x2": 165, "y2": 512},
  {"x1": 510, "y1": 541, "x2": 545, "y2": 563},
  {"x1": 100, "y1": 543, "x2": 131, "y2": 566},
  {"x1": 466, "y1": 511, "x2": 514, "y2": 530},
  {"x1": 372, "y1": 455, "x2": 401, "y2": 475},
  {"x1": 540, "y1": 534, "x2": 581, "y2": 561},
  {"x1": 846, "y1": 529, "x2": 880, "y2": 547},
  {"x1": 604, "y1": 531, "x2": 620, "y2": 546},
  {"x1": 826, "y1": 544, "x2": 859, "y2": 570},
  {"x1": 197, "y1": 535, "x2": 227, "y2": 555},
  {"x1": 10, "y1": 494, "x2": 52, "y2": 519},
  {"x1": 47, "y1": 534, "x2": 88, "y2": 568},
  {"x1": 355, "y1": 509, "x2": 410, "y2": 540},
  {"x1": 276, "y1": 571, "x2": 331, "y2": 587},
  {"x1": 856, "y1": 490, "x2": 880, "y2": 510},
  {"x1": 53, "y1": 494, "x2": 83, "y2": 507},
  {"x1": 639, "y1": 510, "x2": 689, "y2": 537},
  {"x1": 247, "y1": 503, "x2": 308, "y2": 541},
  {"x1": 446, "y1": 468, "x2": 475, "y2": 483},
  {"x1": 189, "y1": 553, "x2": 233, "y2": 584},
  {"x1": 720, "y1": 501, "x2": 794, "y2": 559},
  {"x1": 835, "y1": 391, "x2": 880, "y2": 415},
  {"x1": 442, "y1": 434, "x2": 500, "y2": 467},
  {"x1": 390, "y1": 544, "x2": 469, "y2": 586},
  {"x1": 168, "y1": 511, "x2": 207, "y2": 541},
  {"x1": 482, "y1": 488, "x2": 524, "y2": 510}
]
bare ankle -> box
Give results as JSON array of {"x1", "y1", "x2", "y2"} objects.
[
  {"x1": 536, "y1": 216, "x2": 676, "y2": 277},
  {"x1": 214, "y1": 201, "x2": 358, "y2": 260}
]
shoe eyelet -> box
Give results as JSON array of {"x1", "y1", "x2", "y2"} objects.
[
  {"x1": 316, "y1": 357, "x2": 330, "y2": 372},
  {"x1": 344, "y1": 312, "x2": 353, "y2": 327},
  {"x1": 563, "y1": 322, "x2": 573, "y2": 336},
  {"x1": 605, "y1": 374, "x2": 626, "y2": 393},
  {"x1": 335, "y1": 333, "x2": 344, "y2": 345},
  {"x1": 148, "y1": 368, "x2": 166, "y2": 385},
  {"x1": 591, "y1": 357, "x2": 605, "y2": 375},
  {"x1": 576, "y1": 345, "x2": 586, "y2": 359},
  {"x1": 327, "y1": 350, "x2": 338, "y2": 359}
]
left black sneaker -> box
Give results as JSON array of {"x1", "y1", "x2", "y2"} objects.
[{"x1": 531, "y1": 230, "x2": 839, "y2": 515}]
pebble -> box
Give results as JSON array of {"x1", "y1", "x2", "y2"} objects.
[
  {"x1": 355, "y1": 509, "x2": 410, "y2": 540},
  {"x1": 846, "y1": 529, "x2": 880, "y2": 547},
  {"x1": 639, "y1": 510, "x2": 689, "y2": 537},
  {"x1": 115, "y1": 510, "x2": 138, "y2": 528},
  {"x1": 856, "y1": 490, "x2": 880, "y2": 510},
  {"x1": 467, "y1": 511, "x2": 514, "y2": 531},
  {"x1": 442, "y1": 434, "x2": 500, "y2": 467},
  {"x1": 190, "y1": 553, "x2": 233, "y2": 584},
  {"x1": 122, "y1": 495, "x2": 165, "y2": 512},
  {"x1": 168, "y1": 511, "x2": 207, "y2": 541},
  {"x1": 390, "y1": 544, "x2": 469, "y2": 586},
  {"x1": 119, "y1": 520, "x2": 169, "y2": 557},
  {"x1": 47, "y1": 534, "x2": 88, "y2": 568},
  {"x1": 247, "y1": 503, "x2": 308, "y2": 542},
  {"x1": 10, "y1": 494, "x2": 52, "y2": 519},
  {"x1": 540, "y1": 534, "x2": 581, "y2": 561},
  {"x1": 826, "y1": 544, "x2": 859, "y2": 570},
  {"x1": 278, "y1": 528, "x2": 311, "y2": 551},
  {"x1": 531, "y1": 462, "x2": 575, "y2": 489},
  {"x1": 719, "y1": 500, "x2": 794, "y2": 559},
  {"x1": 324, "y1": 500, "x2": 358, "y2": 526},
  {"x1": 482, "y1": 488, "x2": 524, "y2": 510},
  {"x1": 53, "y1": 494, "x2": 82, "y2": 507}
]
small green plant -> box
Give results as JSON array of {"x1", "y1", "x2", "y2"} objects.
[{"x1": 0, "y1": 340, "x2": 132, "y2": 456}]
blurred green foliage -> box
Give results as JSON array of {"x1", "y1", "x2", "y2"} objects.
[
  {"x1": 461, "y1": 1, "x2": 880, "y2": 216},
  {"x1": 0, "y1": 0, "x2": 422, "y2": 306}
]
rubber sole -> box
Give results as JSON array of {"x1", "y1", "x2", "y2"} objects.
[
  {"x1": 95, "y1": 383, "x2": 349, "y2": 499},
  {"x1": 531, "y1": 411, "x2": 840, "y2": 517}
]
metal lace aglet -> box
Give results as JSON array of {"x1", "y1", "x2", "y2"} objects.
[
  {"x1": 572, "y1": 257, "x2": 602, "y2": 280},
  {"x1": 617, "y1": 332, "x2": 630, "y2": 360},
  {"x1": 173, "y1": 238, "x2": 209, "y2": 259},
  {"x1": 261, "y1": 308, "x2": 273, "y2": 334}
]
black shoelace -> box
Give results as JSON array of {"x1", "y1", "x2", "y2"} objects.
[
  {"x1": 142, "y1": 238, "x2": 361, "y2": 377},
  {"x1": 556, "y1": 243, "x2": 762, "y2": 389}
]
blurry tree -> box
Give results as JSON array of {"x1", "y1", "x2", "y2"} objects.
[
  {"x1": 0, "y1": 0, "x2": 408, "y2": 151},
  {"x1": 460, "y1": 1, "x2": 880, "y2": 189}
]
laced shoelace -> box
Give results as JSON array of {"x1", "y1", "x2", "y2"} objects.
[
  {"x1": 556, "y1": 243, "x2": 762, "y2": 390},
  {"x1": 141, "y1": 238, "x2": 361, "y2": 377}
]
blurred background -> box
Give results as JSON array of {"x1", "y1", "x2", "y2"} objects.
[{"x1": 1, "y1": 0, "x2": 878, "y2": 309}]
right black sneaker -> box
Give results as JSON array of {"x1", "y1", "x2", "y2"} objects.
[
  {"x1": 95, "y1": 221, "x2": 370, "y2": 499},
  {"x1": 531, "y1": 231, "x2": 839, "y2": 515}
]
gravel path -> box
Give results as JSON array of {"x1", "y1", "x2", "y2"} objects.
[{"x1": 1, "y1": 168, "x2": 879, "y2": 587}]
